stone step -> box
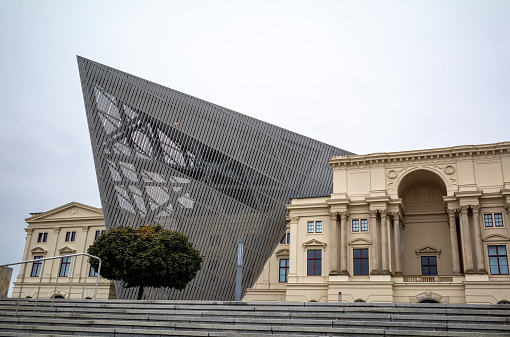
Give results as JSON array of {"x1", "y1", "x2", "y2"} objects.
[{"x1": 0, "y1": 299, "x2": 508, "y2": 336}]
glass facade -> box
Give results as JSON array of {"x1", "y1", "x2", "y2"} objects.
[{"x1": 78, "y1": 57, "x2": 353, "y2": 300}]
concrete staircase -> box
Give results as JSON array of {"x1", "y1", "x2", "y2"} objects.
[{"x1": 0, "y1": 299, "x2": 509, "y2": 336}]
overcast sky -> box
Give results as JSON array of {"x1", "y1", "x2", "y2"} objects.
[{"x1": 1, "y1": 1, "x2": 509, "y2": 294}]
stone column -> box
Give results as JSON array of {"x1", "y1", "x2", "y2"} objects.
[
  {"x1": 471, "y1": 205, "x2": 486, "y2": 273},
  {"x1": 380, "y1": 210, "x2": 390, "y2": 274},
  {"x1": 22, "y1": 228, "x2": 34, "y2": 261},
  {"x1": 339, "y1": 212, "x2": 349, "y2": 275},
  {"x1": 329, "y1": 212, "x2": 339, "y2": 276},
  {"x1": 393, "y1": 212, "x2": 403, "y2": 276},
  {"x1": 370, "y1": 210, "x2": 380, "y2": 275},
  {"x1": 459, "y1": 206, "x2": 475, "y2": 273},
  {"x1": 447, "y1": 209, "x2": 461, "y2": 275},
  {"x1": 288, "y1": 216, "x2": 299, "y2": 280}
]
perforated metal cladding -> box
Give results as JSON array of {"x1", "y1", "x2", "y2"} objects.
[{"x1": 77, "y1": 56, "x2": 354, "y2": 300}]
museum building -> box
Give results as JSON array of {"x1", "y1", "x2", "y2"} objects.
[
  {"x1": 12, "y1": 202, "x2": 115, "y2": 300},
  {"x1": 245, "y1": 142, "x2": 510, "y2": 304}
]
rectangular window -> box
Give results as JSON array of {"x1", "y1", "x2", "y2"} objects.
[
  {"x1": 307, "y1": 221, "x2": 314, "y2": 233},
  {"x1": 37, "y1": 232, "x2": 48, "y2": 243},
  {"x1": 30, "y1": 256, "x2": 43, "y2": 277},
  {"x1": 59, "y1": 257, "x2": 71, "y2": 277},
  {"x1": 353, "y1": 248, "x2": 369, "y2": 275},
  {"x1": 95, "y1": 230, "x2": 106, "y2": 240},
  {"x1": 89, "y1": 266, "x2": 98, "y2": 277},
  {"x1": 352, "y1": 220, "x2": 359, "y2": 232},
  {"x1": 287, "y1": 233, "x2": 290, "y2": 244},
  {"x1": 279, "y1": 259, "x2": 289, "y2": 282},
  {"x1": 484, "y1": 214, "x2": 494, "y2": 227},
  {"x1": 315, "y1": 221, "x2": 323, "y2": 233},
  {"x1": 488, "y1": 245, "x2": 509, "y2": 275},
  {"x1": 65, "y1": 231, "x2": 76, "y2": 242},
  {"x1": 494, "y1": 213, "x2": 504, "y2": 227},
  {"x1": 360, "y1": 219, "x2": 368, "y2": 232},
  {"x1": 307, "y1": 250, "x2": 322, "y2": 276},
  {"x1": 280, "y1": 234, "x2": 286, "y2": 244},
  {"x1": 421, "y1": 256, "x2": 438, "y2": 275}
]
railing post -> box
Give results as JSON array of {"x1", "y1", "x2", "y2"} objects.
[
  {"x1": 93, "y1": 260, "x2": 101, "y2": 301},
  {"x1": 82, "y1": 258, "x2": 88, "y2": 300},
  {"x1": 35, "y1": 260, "x2": 46, "y2": 310},
  {"x1": 67, "y1": 256, "x2": 78, "y2": 302},
  {"x1": 16, "y1": 263, "x2": 28, "y2": 317},
  {"x1": 52, "y1": 257, "x2": 61, "y2": 308}
]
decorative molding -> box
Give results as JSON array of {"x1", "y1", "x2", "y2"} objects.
[
  {"x1": 69, "y1": 207, "x2": 79, "y2": 217},
  {"x1": 415, "y1": 245, "x2": 441, "y2": 256},
  {"x1": 302, "y1": 239, "x2": 327, "y2": 248},
  {"x1": 387, "y1": 170, "x2": 397, "y2": 179},
  {"x1": 81, "y1": 226, "x2": 90, "y2": 232},
  {"x1": 275, "y1": 248, "x2": 290, "y2": 257},
  {"x1": 483, "y1": 234, "x2": 510, "y2": 242},
  {"x1": 348, "y1": 238, "x2": 371, "y2": 246},
  {"x1": 58, "y1": 246, "x2": 76, "y2": 254},
  {"x1": 444, "y1": 165, "x2": 455, "y2": 175},
  {"x1": 30, "y1": 246, "x2": 47, "y2": 255}
]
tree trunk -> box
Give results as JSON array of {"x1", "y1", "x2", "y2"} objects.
[{"x1": 137, "y1": 286, "x2": 144, "y2": 300}]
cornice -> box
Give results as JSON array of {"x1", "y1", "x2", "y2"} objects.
[{"x1": 329, "y1": 142, "x2": 510, "y2": 168}]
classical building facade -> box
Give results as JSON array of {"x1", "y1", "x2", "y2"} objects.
[
  {"x1": 12, "y1": 202, "x2": 116, "y2": 300},
  {"x1": 245, "y1": 142, "x2": 510, "y2": 304}
]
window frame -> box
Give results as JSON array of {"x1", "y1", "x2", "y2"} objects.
[
  {"x1": 279, "y1": 258, "x2": 289, "y2": 282},
  {"x1": 484, "y1": 213, "x2": 505, "y2": 228},
  {"x1": 59, "y1": 256, "x2": 71, "y2": 277},
  {"x1": 353, "y1": 248, "x2": 369, "y2": 276},
  {"x1": 488, "y1": 245, "x2": 509, "y2": 275},
  {"x1": 307, "y1": 221, "x2": 314, "y2": 233},
  {"x1": 352, "y1": 219, "x2": 359, "y2": 232},
  {"x1": 65, "y1": 231, "x2": 77, "y2": 242},
  {"x1": 37, "y1": 232, "x2": 48, "y2": 243},
  {"x1": 307, "y1": 249, "x2": 322, "y2": 276},
  {"x1": 421, "y1": 256, "x2": 438, "y2": 276},
  {"x1": 30, "y1": 256, "x2": 43, "y2": 277},
  {"x1": 351, "y1": 219, "x2": 368, "y2": 233},
  {"x1": 315, "y1": 221, "x2": 323, "y2": 233}
]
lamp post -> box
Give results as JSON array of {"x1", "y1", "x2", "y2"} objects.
[{"x1": 235, "y1": 238, "x2": 244, "y2": 301}]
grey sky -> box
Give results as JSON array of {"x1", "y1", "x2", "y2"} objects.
[{"x1": 1, "y1": 1, "x2": 509, "y2": 294}]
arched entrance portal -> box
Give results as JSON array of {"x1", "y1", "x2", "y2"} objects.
[{"x1": 397, "y1": 170, "x2": 454, "y2": 276}]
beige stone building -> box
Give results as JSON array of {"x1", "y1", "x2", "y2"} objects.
[
  {"x1": 12, "y1": 202, "x2": 116, "y2": 300},
  {"x1": 245, "y1": 141, "x2": 510, "y2": 304}
]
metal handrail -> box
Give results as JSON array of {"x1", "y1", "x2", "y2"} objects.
[{"x1": 0, "y1": 253, "x2": 101, "y2": 315}]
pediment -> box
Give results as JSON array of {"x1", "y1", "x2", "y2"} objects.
[
  {"x1": 302, "y1": 239, "x2": 326, "y2": 248},
  {"x1": 58, "y1": 246, "x2": 76, "y2": 254},
  {"x1": 30, "y1": 246, "x2": 47, "y2": 255},
  {"x1": 348, "y1": 238, "x2": 371, "y2": 246},
  {"x1": 275, "y1": 248, "x2": 290, "y2": 257},
  {"x1": 483, "y1": 234, "x2": 510, "y2": 242},
  {"x1": 26, "y1": 202, "x2": 103, "y2": 222},
  {"x1": 415, "y1": 245, "x2": 441, "y2": 256}
]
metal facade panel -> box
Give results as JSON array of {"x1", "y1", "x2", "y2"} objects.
[{"x1": 77, "y1": 56, "x2": 354, "y2": 300}]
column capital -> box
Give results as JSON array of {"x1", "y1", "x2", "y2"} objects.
[
  {"x1": 25, "y1": 227, "x2": 34, "y2": 234},
  {"x1": 81, "y1": 226, "x2": 90, "y2": 232},
  {"x1": 287, "y1": 216, "x2": 299, "y2": 224},
  {"x1": 370, "y1": 210, "x2": 378, "y2": 218},
  {"x1": 392, "y1": 212, "x2": 401, "y2": 220},
  {"x1": 53, "y1": 227, "x2": 61, "y2": 233},
  {"x1": 380, "y1": 210, "x2": 388, "y2": 218},
  {"x1": 339, "y1": 212, "x2": 349, "y2": 220},
  {"x1": 471, "y1": 205, "x2": 480, "y2": 213},
  {"x1": 447, "y1": 209, "x2": 458, "y2": 217},
  {"x1": 330, "y1": 212, "x2": 339, "y2": 220},
  {"x1": 460, "y1": 205, "x2": 470, "y2": 214}
]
